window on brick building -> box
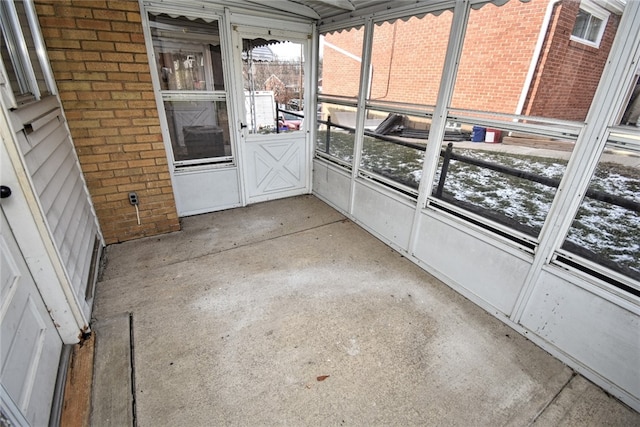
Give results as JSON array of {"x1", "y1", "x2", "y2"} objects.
[{"x1": 571, "y1": 1, "x2": 609, "y2": 48}]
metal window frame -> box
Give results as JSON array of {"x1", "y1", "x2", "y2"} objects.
[
  {"x1": 0, "y1": 0, "x2": 41, "y2": 103},
  {"x1": 142, "y1": 7, "x2": 238, "y2": 170}
]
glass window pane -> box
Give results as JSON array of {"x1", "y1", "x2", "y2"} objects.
[
  {"x1": 242, "y1": 38, "x2": 305, "y2": 134},
  {"x1": 163, "y1": 100, "x2": 231, "y2": 162},
  {"x1": 369, "y1": 11, "x2": 452, "y2": 106},
  {"x1": 0, "y1": 0, "x2": 34, "y2": 102},
  {"x1": 319, "y1": 27, "x2": 364, "y2": 99},
  {"x1": 431, "y1": 122, "x2": 575, "y2": 237},
  {"x1": 620, "y1": 74, "x2": 640, "y2": 126},
  {"x1": 150, "y1": 14, "x2": 224, "y2": 91},
  {"x1": 562, "y1": 143, "x2": 640, "y2": 281},
  {"x1": 316, "y1": 102, "x2": 357, "y2": 166},
  {"x1": 0, "y1": 27, "x2": 24, "y2": 96},
  {"x1": 586, "y1": 16, "x2": 603, "y2": 42},
  {"x1": 451, "y1": 1, "x2": 619, "y2": 122},
  {"x1": 14, "y1": 0, "x2": 48, "y2": 96},
  {"x1": 359, "y1": 110, "x2": 427, "y2": 192},
  {"x1": 572, "y1": 9, "x2": 590, "y2": 39}
]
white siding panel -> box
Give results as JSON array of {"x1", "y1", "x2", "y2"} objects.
[
  {"x1": 48, "y1": 173, "x2": 81, "y2": 233},
  {"x1": 22, "y1": 120, "x2": 67, "y2": 173},
  {"x1": 312, "y1": 159, "x2": 351, "y2": 213},
  {"x1": 413, "y1": 212, "x2": 531, "y2": 315},
  {"x1": 51, "y1": 175, "x2": 83, "y2": 237},
  {"x1": 30, "y1": 139, "x2": 72, "y2": 194},
  {"x1": 37, "y1": 150, "x2": 75, "y2": 213},
  {"x1": 11, "y1": 96, "x2": 102, "y2": 320},
  {"x1": 352, "y1": 180, "x2": 414, "y2": 250},
  {"x1": 520, "y1": 268, "x2": 640, "y2": 406},
  {"x1": 66, "y1": 205, "x2": 92, "y2": 293}
]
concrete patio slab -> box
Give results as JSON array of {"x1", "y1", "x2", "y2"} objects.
[
  {"x1": 532, "y1": 375, "x2": 640, "y2": 426},
  {"x1": 101, "y1": 195, "x2": 344, "y2": 281},
  {"x1": 92, "y1": 196, "x2": 640, "y2": 426}
]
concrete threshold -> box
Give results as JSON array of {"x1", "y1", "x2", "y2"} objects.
[{"x1": 90, "y1": 314, "x2": 134, "y2": 427}]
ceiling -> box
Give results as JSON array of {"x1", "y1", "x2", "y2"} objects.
[
  {"x1": 229, "y1": 0, "x2": 626, "y2": 29},
  {"x1": 241, "y1": 0, "x2": 433, "y2": 24}
]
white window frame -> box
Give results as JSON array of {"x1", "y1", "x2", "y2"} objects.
[
  {"x1": 570, "y1": 0, "x2": 610, "y2": 49},
  {"x1": 0, "y1": 0, "x2": 56, "y2": 109}
]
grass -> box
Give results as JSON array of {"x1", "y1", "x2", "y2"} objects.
[{"x1": 316, "y1": 130, "x2": 640, "y2": 278}]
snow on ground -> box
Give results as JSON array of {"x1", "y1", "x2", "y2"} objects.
[{"x1": 317, "y1": 133, "x2": 639, "y2": 276}]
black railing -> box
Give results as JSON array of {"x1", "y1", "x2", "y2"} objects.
[
  {"x1": 315, "y1": 119, "x2": 640, "y2": 213},
  {"x1": 436, "y1": 142, "x2": 640, "y2": 213},
  {"x1": 316, "y1": 125, "x2": 640, "y2": 286}
]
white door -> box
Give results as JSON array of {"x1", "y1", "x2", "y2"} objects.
[
  {"x1": 1, "y1": 208, "x2": 62, "y2": 426},
  {"x1": 233, "y1": 27, "x2": 311, "y2": 204}
]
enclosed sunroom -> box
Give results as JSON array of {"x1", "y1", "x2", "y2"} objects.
[{"x1": 0, "y1": 0, "x2": 639, "y2": 425}]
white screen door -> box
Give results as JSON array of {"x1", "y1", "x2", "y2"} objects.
[{"x1": 233, "y1": 27, "x2": 311, "y2": 204}]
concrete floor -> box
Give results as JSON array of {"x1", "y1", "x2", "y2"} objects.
[{"x1": 91, "y1": 195, "x2": 640, "y2": 426}]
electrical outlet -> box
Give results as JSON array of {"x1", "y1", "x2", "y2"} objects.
[{"x1": 128, "y1": 192, "x2": 139, "y2": 206}]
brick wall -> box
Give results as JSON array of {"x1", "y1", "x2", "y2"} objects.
[
  {"x1": 322, "y1": 0, "x2": 617, "y2": 121},
  {"x1": 35, "y1": 0, "x2": 180, "y2": 243},
  {"x1": 451, "y1": 0, "x2": 547, "y2": 113},
  {"x1": 523, "y1": 1, "x2": 620, "y2": 121}
]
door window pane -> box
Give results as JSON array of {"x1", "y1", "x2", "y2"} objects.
[
  {"x1": 0, "y1": 0, "x2": 50, "y2": 104},
  {"x1": 14, "y1": 0, "x2": 48, "y2": 96},
  {"x1": 242, "y1": 38, "x2": 305, "y2": 134},
  {"x1": 149, "y1": 13, "x2": 232, "y2": 166}
]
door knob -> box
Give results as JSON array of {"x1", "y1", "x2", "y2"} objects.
[
  {"x1": 240, "y1": 122, "x2": 247, "y2": 129},
  {"x1": 0, "y1": 185, "x2": 11, "y2": 199}
]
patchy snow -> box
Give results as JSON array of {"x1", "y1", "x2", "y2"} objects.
[{"x1": 317, "y1": 134, "x2": 639, "y2": 277}]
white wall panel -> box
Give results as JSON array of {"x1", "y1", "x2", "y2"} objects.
[
  {"x1": 520, "y1": 268, "x2": 640, "y2": 406},
  {"x1": 174, "y1": 167, "x2": 241, "y2": 216},
  {"x1": 413, "y1": 212, "x2": 531, "y2": 315},
  {"x1": 352, "y1": 180, "x2": 414, "y2": 250},
  {"x1": 312, "y1": 159, "x2": 351, "y2": 213}
]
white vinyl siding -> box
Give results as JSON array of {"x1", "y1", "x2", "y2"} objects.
[{"x1": 8, "y1": 95, "x2": 102, "y2": 318}]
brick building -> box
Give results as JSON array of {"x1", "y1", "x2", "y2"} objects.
[
  {"x1": 35, "y1": 0, "x2": 180, "y2": 244},
  {"x1": 322, "y1": 0, "x2": 620, "y2": 121}
]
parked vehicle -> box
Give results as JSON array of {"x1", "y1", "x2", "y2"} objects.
[{"x1": 279, "y1": 111, "x2": 303, "y2": 130}]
